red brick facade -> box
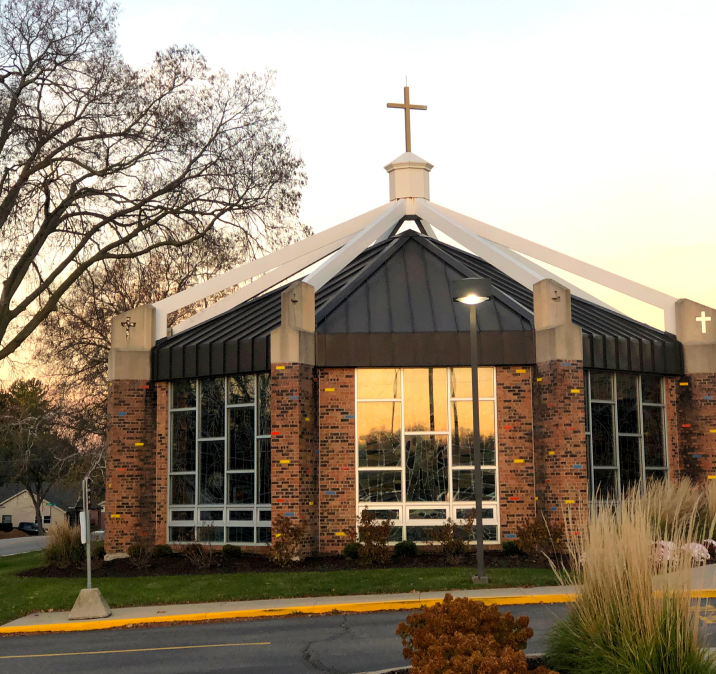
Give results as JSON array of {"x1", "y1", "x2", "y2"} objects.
[
  {"x1": 677, "y1": 374, "x2": 716, "y2": 480},
  {"x1": 105, "y1": 380, "x2": 159, "y2": 554},
  {"x1": 496, "y1": 367, "x2": 536, "y2": 539},
  {"x1": 270, "y1": 363, "x2": 319, "y2": 556},
  {"x1": 317, "y1": 368, "x2": 356, "y2": 554},
  {"x1": 532, "y1": 361, "x2": 588, "y2": 531}
]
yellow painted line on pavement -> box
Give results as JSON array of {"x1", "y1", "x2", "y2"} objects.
[{"x1": 0, "y1": 642, "x2": 270, "y2": 659}]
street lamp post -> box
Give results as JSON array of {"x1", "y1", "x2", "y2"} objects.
[{"x1": 452, "y1": 278, "x2": 493, "y2": 585}]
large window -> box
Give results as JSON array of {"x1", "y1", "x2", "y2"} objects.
[
  {"x1": 586, "y1": 371, "x2": 667, "y2": 498},
  {"x1": 168, "y1": 374, "x2": 271, "y2": 544},
  {"x1": 356, "y1": 367, "x2": 499, "y2": 543}
]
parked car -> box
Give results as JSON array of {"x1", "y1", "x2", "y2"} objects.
[{"x1": 17, "y1": 522, "x2": 38, "y2": 536}]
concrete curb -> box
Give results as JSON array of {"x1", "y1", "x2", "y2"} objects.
[{"x1": 3, "y1": 589, "x2": 716, "y2": 636}]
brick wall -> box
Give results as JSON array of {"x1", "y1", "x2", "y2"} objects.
[
  {"x1": 496, "y1": 366, "x2": 536, "y2": 540},
  {"x1": 270, "y1": 363, "x2": 318, "y2": 557},
  {"x1": 105, "y1": 380, "x2": 158, "y2": 554},
  {"x1": 532, "y1": 361, "x2": 588, "y2": 533},
  {"x1": 155, "y1": 382, "x2": 169, "y2": 545},
  {"x1": 677, "y1": 374, "x2": 716, "y2": 481},
  {"x1": 318, "y1": 368, "x2": 356, "y2": 554},
  {"x1": 664, "y1": 377, "x2": 683, "y2": 480}
]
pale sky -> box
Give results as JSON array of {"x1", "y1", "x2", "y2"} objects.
[{"x1": 115, "y1": 0, "x2": 716, "y2": 331}]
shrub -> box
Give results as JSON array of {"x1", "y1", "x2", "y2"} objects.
[
  {"x1": 152, "y1": 544, "x2": 174, "y2": 558},
  {"x1": 502, "y1": 540, "x2": 522, "y2": 556},
  {"x1": 222, "y1": 544, "x2": 242, "y2": 559},
  {"x1": 184, "y1": 542, "x2": 215, "y2": 570},
  {"x1": 343, "y1": 541, "x2": 361, "y2": 560},
  {"x1": 44, "y1": 521, "x2": 84, "y2": 568},
  {"x1": 91, "y1": 542, "x2": 105, "y2": 560},
  {"x1": 268, "y1": 517, "x2": 305, "y2": 567},
  {"x1": 516, "y1": 517, "x2": 564, "y2": 555},
  {"x1": 397, "y1": 593, "x2": 556, "y2": 674},
  {"x1": 128, "y1": 542, "x2": 153, "y2": 569},
  {"x1": 394, "y1": 539, "x2": 418, "y2": 559},
  {"x1": 435, "y1": 519, "x2": 467, "y2": 564},
  {"x1": 545, "y1": 481, "x2": 716, "y2": 674},
  {"x1": 357, "y1": 510, "x2": 392, "y2": 565}
]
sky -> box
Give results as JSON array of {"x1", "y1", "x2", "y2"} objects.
[{"x1": 51, "y1": 1, "x2": 716, "y2": 332}]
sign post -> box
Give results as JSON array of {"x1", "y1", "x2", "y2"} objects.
[{"x1": 82, "y1": 478, "x2": 92, "y2": 590}]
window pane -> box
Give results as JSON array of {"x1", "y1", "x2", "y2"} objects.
[
  {"x1": 643, "y1": 406, "x2": 665, "y2": 468},
  {"x1": 642, "y1": 375, "x2": 663, "y2": 404},
  {"x1": 590, "y1": 372, "x2": 613, "y2": 401},
  {"x1": 592, "y1": 469, "x2": 617, "y2": 499},
  {"x1": 227, "y1": 527, "x2": 255, "y2": 543},
  {"x1": 450, "y1": 367, "x2": 494, "y2": 399},
  {"x1": 229, "y1": 510, "x2": 253, "y2": 521},
  {"x1": 259, "y1": 510, "x2": 271, "y2": 521},
  {"x1": 172, "y1": 380, "x2": 196, "y2": 409},
  {"x1": 368, "y1": 509, "x2": 399, "y2": 520},
  {"x1": 258, "y1": 527, "x2": 271, "y2": 543},
  {"x1": 618, "y1": 436, "x2": 641, "y2": 492},
  {"x1": 169, "y1": 526, "x2": 195, "y2": 542},
  {"x1": 199, "y1": 510, "x2": 223, "y2": 521},
  {"x1": 357, "y1": 369, "x2": 401, "y2": 399},
  {"x1": 358, "y1": 402, "x2": 401, "y2": 467},
  {"x1": 646, "y1": 469, "x2": 667, "y2": 484},
  {"x1": 257, "y1": 373, "x2": 271, "y2": 436},
  {"x1": 170, "y1": 475, "x2": 195, "y2": 505},
  {"x1": 199, "y1": 440, "x2": 225, "y2": 504},
  {"x1": 171, "y1": 510, "x2": 194, "y2": 521},
  {"x1": 452, "y1": 469, "x2": 496, "y2": 502},
  {"x1": 591, "y1": 403, "x2": 615, "y2": 466},
  {"x1": 358, "y1": 471, "x2": 402, "y2": 502},
  {"x1": 406, "y1": 434, "x2": 449, "y2": 502},
  {"x1": 406, "y1": 526, "x2": 441, "y2": 542},
  {"x1": 197, "y1": 525, "x2": 224, "y2": 543},
  {"x1": 229, "y1": 375, "x2": 255, "y2": 405},
  {"x1": 171, "y1": 410, "x2": 196, "y2": 472},
  {"x1": 617, "y1": 374, "x2": 639, "y2": 434},
  {"x1": 451, "y1": 401, "x2": 496, "y2": 466},
  {"x1": 483, "y1": 525, "x2": 498, "y2": 541},
  {"x1": 228, "y1": 472, "x2": 255, "y2": 505},
  {"x1": 408, "y1": 508, "x2": 446, "y2": 520},
  {"x1": 229, "y1": 407, "x2": 254, "y2": 470},
  {"x1": 457, "y1": 507, "x2": 493, "y2": 520},
  {"x1": 257, "y1": 438, "x2": 271, "y2": 504},
  {"x1": 404, "y1": 368, "x2": 448, "y2": 432},
  {"x1": 200, "y1": 378, "x2": 225, "y2": 438}
]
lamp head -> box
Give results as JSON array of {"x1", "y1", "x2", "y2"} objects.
[{"x1": 451, "y1": 278, "x2": 493, "y2": 305}]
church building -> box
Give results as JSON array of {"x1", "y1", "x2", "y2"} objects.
[{"x1": 104, "y1": 88, "x2": 716, "y2": 557}]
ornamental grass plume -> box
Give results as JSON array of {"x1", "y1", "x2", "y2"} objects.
[{"x1": 545, "y1": 480, "x2": 716, "y2": 674}]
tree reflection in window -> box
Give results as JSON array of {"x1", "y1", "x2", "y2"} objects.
[
  {"x1": 200, "y1": 378, "x2": 225, "y2": 438},
  {"x1": 358, "y1": 402, "x2": 401, "y2": 467}
]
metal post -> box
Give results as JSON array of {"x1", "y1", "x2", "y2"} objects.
[
  {"x1": 83, "y1": 478, "x2": 92, "y2": 590},
  {"x1": 470, "y1": 305, "x2": 488, "y2": 583}
]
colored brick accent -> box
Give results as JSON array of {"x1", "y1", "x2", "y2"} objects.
[
  {"x1": 318, "y1": 368, "x2": 356, "y2": 554},
  {"x1": 105, "y1": 380, "x2": 159, "y2": 554},
  {"x1": 532, "y1": 361, "x2": 588, "y2": 531},
  {"x1": 496, "y1": 366, "x2": 536, "y2": 539},
  {"x1": 271, "y1": 363, "x2": 318, "y2": 556},
  {"x1": 677, "y1": 374, "x2": 716, "y2": 481}
]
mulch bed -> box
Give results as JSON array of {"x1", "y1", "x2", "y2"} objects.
[
  {"x1": 19, "y1": 548, "x2": 562, "y2": 579},
  {"x1": 0, "y1": 530, "x2": 30, "y2": 540}
]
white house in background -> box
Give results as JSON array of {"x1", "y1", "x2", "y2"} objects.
[{"x1": 0, "y1": 488, "x2": 69, "y2": 528}]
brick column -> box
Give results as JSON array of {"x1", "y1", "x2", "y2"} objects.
[
  {"x1": 317, "y1": 368, "x2": 356, "y2": 554},
  {"x1": 269, "y1": 281, "x2": 319, "y2": 557},
  {"x1": 674, "y1": 299, "x2": 716, "y2": 482},
  {"x1": 496, "y1": 366, "x2": 536, "y2": 540},
  {"x1": 531, "y1": 280, "x2": 588, "y2": 533},
  {"x1": 533, "y1": 361, "x2": 588, "y2": 529},
  {"x1": 105, "y1": 304, "x2": 159, "y2": 556}
]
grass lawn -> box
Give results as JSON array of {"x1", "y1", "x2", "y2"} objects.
[{"x1": 0, "y1": 552, "x2": 558, "y2": 625}]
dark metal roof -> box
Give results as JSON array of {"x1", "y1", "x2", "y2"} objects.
[{"x1": 152, "y1": 230, "x2": 683, "y2": 380}]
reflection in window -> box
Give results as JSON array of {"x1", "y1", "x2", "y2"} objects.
[
  {"x1": 356, "y1": 368, "x2": 498, "y2": 543},
  {"x1": 586, "y1": 371, "x2": 667, "y2": 498},
  {"x1": 168, "y1": 374, "x2": 271, "y2": 545},
  {"x1": 358, "y1": 402, "x2": 401, "y2": 467}
]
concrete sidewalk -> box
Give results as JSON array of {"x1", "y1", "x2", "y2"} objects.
[{"x1": 0, "y1": 585, "x2": 577, "y2": 635}]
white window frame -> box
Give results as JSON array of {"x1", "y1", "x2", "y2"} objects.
[
  {"x1": 355, "y1": 367, "x2": 500, "y2": 544},
  {"x1": 167, "y1": 375, "x2": 272, "y2": 545}
]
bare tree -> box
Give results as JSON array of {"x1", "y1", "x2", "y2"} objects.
[
  {"x1": 0, "y1": 378, "x2": 80, "y2": 534},
  {"x1": 0, "y1": 0, "x2": 307, "y2": 362}
]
